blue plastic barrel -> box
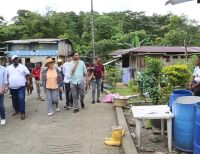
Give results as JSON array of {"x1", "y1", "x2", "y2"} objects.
[
  {"x1": 194, "y1": 102, "x2": 200, "y2": 154},
  {"x1": 169, "y1": 90, "x2": 193, "y2": 109},
  {"x1": 172, "y1": 96, "x2": 200, "y2": 152}
]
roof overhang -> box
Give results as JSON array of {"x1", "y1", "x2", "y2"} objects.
[
  {"x1": 6, "y1": 50, "x2": 58, "y2": 57},
  {"x1": 110, "y1": 46, "x2": 200, "y2": 57}
]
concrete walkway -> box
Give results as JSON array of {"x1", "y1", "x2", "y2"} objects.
[{"x1": 0, "y1": 90, "x2": 120, "y2": 154}]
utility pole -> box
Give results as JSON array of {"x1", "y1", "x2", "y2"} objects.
[{"x1": 91, "y1": 0, "x2": 96, "y2": 63}]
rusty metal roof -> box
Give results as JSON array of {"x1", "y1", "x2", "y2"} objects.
[
  {"x1": 110, "y1": 46, "x2": 200, "y2": 56},
  {"x1": 4, "y1": 39, "x2": 61, "y2": 44}
]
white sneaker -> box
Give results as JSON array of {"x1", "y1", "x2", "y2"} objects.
[
  {"x1": 0, "y1": 119, "x2": 6, "y2": 125},
  {"x1": 48, "y1": 112, "x2": 54, "y2": 116},
  {"x1": 56, "y1": 107, "x2": 60, "y2": 112}
]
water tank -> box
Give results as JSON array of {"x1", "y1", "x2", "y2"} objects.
[
  {"x1": 194, "y1": 102, "x2": 200, "y2": 154},
  {"x1": 169, "y1": 90, "x2": 192, "y2": 109},
  {"x1": 172, "y1": 96, "x2": 200, "y2": 152}
]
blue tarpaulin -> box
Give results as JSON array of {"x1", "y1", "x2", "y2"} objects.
[{"x1": 6, "y1": 50, "x2": 58, "y2": 57}]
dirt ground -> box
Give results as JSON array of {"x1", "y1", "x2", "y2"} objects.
[{"x1": 124, "y1": 108, "x2": 190, "y2": 154}]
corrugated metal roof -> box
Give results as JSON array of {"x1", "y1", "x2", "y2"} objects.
[
  {"x1": 110, "y1": 46, "x2": 200, "y2": 56},
  {"x1": 6, "y1": 50, "x2": 58, "y2": 57},
  {"x1": 4, "y1": 39, "x2": 61, "y2": 44},
  {"x1": 110, "y1": 48, "x2": 134, "y2": 56}
]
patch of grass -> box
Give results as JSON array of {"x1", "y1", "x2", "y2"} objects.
[
  {"x1": 145, "y1": 120, "x2": 153, "y2": 129},
  {"x1": 111, "y1": 87, "x2": 134, "y2": 96}
]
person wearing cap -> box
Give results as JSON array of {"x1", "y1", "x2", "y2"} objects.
[
  {"x1": 57, "y1": 59, "x2": 64, "y2": 100},
  {"x1": 32, "y1": 62, "x2": 44, "y2": 101},
  {"x1": 41, "y1": 58, "x2": 62, "y2": 116},
  {"x1": 7, "y1": 55, "x2": 30, "y2": 120},
  {"x1": 68, "y1": 52, "x2": 87, "y2": 113},
  {"x1": 63, "y1": 54, "x2": 73, "y2": 109}
]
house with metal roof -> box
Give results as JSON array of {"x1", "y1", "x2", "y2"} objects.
[
  {"x1": 2, "y1": 38, "x2": 72, "y2": 66},
  {"x1": 111, "y1": 46, "x2": 200, "y2": 71},
  {"x1": 110, "y1": 46, "x2": 200, "y2": 84}
]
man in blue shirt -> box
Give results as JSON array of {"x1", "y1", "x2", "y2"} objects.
[
  {"x1": 68, "y1": 52, "x2": 87, "y2": 113},
  {"x1": 0, "y1": 65, "x2": 8, "y2": 125}
]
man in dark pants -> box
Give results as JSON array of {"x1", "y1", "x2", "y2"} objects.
[
  {"x1": 63, "y1": 55, "x2": 73, "y2": 109},
  {"x1": 7, "y1": 55, "x2": 30, "y2": 120}
]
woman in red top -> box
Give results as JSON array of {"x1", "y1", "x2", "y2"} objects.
[{"x1": 91, "y1": 57, "x2": 105, "y2": 104}]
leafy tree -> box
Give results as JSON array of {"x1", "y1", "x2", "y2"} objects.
[
  {"x1": 0, "y1": 10, "x2": 200, "y2": 58},
  {"x1": 95, "y1": 15, "x2": 120, "y2": 41}
]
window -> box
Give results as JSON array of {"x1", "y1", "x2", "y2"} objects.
[
  {"x1": 122, "y1": 55, "x2": 129, "y2": 67},
  {"x1": 163, "y1": 56, "x2": 170, "y2": 62},
  {"x1": 25, "y1": 58, "x2": 30, "y2": 64}
]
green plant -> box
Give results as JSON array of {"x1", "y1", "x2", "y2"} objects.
[
  {"x1": 188, "y1": 55, "x2": 198, "y2": 73},
  {"x1": 138, "y1": 57, "x2": 163, "y2": 105},
  {"x1": 128, "y1": 79, "x2": 138, "y2": 93},
  {"x1": 106, "y1": 66, "x2": 121, "y2": 92},
  {"x1": 161, "y1": 64, "x2": 191, "y2": 104},
  {"x1": 161, "y1": 64, "x2": 191, "y2": 88}
]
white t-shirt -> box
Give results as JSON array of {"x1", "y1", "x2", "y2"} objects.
[
  {"x1": 57, "y1": 65, "x2": 62, "y2": 72},
  {"x1": 63, "y1": 62, "x2": 71, "y2": 83},
  {"x1": 193, "y1": 66, "x2": 200, "y2": 82},
  {"x1": 7, "y1": 64, "x2": 30, "y2": 89}
]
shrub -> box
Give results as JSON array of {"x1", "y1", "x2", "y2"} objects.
[
  {"x1": 106, "y1": 66, "x2": 121, "y2": 92},
  {"x1": 138, "y1": 57, "x2": 163, "y2": 105},
  {"x1": 128, "y1": 79, "x2": 138, "y2": 93},
  {"x1": 188, "y1": 55, "x2": 198, "y2": 73},
  {"x1": 161, "y1": 64, "x2": 191, "y2": 88}
]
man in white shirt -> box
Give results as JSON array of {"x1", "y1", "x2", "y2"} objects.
[
  {"x1": 63, "y1": 55, "x2": 73, "y2": 109},
  {"x1": 189, "y1": 58, "x2": 200, "y2": 96},
  {"x1": 68, "y1": 52, "x2": 87, "y2": 113},
  {"x1": 7, "y1": 55, "x2": 30, "y2": 120}
]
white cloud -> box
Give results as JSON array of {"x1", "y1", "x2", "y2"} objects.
[{"x1": 0, "y1": 0, "x2": 199, "y2": 22}]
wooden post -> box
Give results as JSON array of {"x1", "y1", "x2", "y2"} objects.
[{"x1": 184, "y1": 40, "x2": 188, "y2": 62}]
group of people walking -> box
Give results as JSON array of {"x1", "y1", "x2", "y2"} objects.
[{"x1": 0, "y1": 52, "x2": 105, "y2": 125}]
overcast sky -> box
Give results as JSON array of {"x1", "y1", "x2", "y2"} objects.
[{"x1": 0, "y1": 0, "x2": 199, "y2": 22}]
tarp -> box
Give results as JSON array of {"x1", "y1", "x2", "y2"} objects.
[
  {"x1": 165, "y1": 0, "x2": 193, "y2": 5},
  {"x1": 6, "y1": 50, "x2": 58, "y2": 57}
]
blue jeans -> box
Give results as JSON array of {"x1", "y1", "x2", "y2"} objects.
[
  {"x1": 65, "y1": 83, "x2": 73, "y2": 107},
  {"x1": 92, "y1": 78, "x2": 102, "y2": 101},
  {"x1": 0, "y1": 95, "x2": 5, "y2": 119},
  {"x1": 10, "y1": 86, "x2": 26, "y2": 114}
]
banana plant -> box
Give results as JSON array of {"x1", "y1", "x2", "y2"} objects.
[{"x1": 118, "y1": 34, "x2": 154, "y2": 48}]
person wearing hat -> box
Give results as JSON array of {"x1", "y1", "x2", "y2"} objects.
[
  {"x1": 7, "y1": 55, "x2": 30, "y2": 120},
  {"x1": 63, "y1": 54, "x2": 73, "y2": 109},
  {"x1": 57, "y1": 59, "x2": 64, "y2": 100},
  {"x1": 41, "y1": 58, "x2": 62, "y2": 116}
]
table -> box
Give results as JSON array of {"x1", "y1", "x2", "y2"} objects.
[{"x1": 131, "y1": 105, "x2": 173, "y2": 152}]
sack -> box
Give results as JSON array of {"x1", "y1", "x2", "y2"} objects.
[{"x1": 102, "y1": 93, "x2": 120, "y2": 104}]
